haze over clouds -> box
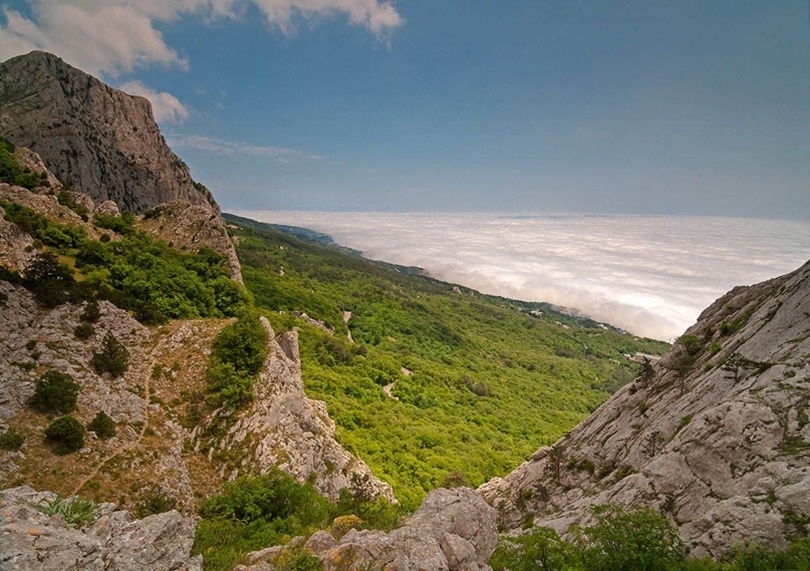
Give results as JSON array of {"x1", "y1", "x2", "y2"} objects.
[{"x1": 238, "y1": 211, "x2": 810, "y2": 342}]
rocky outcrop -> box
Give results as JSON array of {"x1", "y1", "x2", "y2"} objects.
[
  {"x1": 0, "y1": 51, "x2": 217, "y2": 215},
  {"x1": 480, "y1": 260, "x2": 810, "y2": 558},
  {"x1": 138, "y1": 201, "x2": 242, "y2": 282},
  {"x1": 210, "y1": 317, "x2": 395, "y2": 503},
  {"x1": 242, "y1": 487, "x2": 497, "y2": 571},
  {"x1": 0, "y1": 485, "x2": 201, "y2": 570}
]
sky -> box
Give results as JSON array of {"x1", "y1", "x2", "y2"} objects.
[
  {"x1": 0, "y1": 1, "x2": 808, "y2": 218},
  {"x1": 237, "y1": 211, "x2": 810, "y2": 341}
]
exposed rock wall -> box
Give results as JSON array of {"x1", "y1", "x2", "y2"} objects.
[
  {"x1": 0, "y1": 486, "x2": 201, "y2": 570},
  {"x1": 480, "y1": 260, "x2": 810, "y2": 558},
  {"x1": 213, "y1": 317, "x2": 395, "y2": 503},
  {"x1": 0, "y1": 51, "x2": 217, "y2": 215}
]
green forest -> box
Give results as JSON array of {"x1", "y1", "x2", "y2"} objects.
[{"x1": 226, "y1": 214, "x2": 669, "y2": 509}]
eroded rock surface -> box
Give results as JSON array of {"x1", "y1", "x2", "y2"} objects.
[
  {"x1": 0, "y1": 486, "x2": 201, "y2": 570},
  {"x1": 480, "y1": 260, "x2": 810, "y2": 558},
  {"x1": 0, "y1": 51, "x2": 216, "y2": 215},
  {"x1": 213, "y1": 318, "x2": 395, "y2": 502}
]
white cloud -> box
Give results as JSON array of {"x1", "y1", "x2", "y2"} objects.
[
  {"x1": 0, "y1": 0, "x2": 403, "y2": 76},
  {"x1": 234, "y1": 211, "x2": 810, "y2": 341},
  {"x1": 166, "y1": 133, "x2": 323, "y2": 163},
  {"x1": 119, "y1": 80, "x2": 189, "y2": 124}
]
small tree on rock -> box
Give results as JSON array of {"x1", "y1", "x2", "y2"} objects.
[
  {"x1": 28, "y1": 370, "x2": 79, "y2": 414},
  {"x1": 91, "y1": 332, "x2": 129, "y2": 377},
  {"x1": 44, "y1": 415, "x2": 85, "y2": 454},
  {"x1": 88, "y1": 411, "x2": 116, "y2": 439}
]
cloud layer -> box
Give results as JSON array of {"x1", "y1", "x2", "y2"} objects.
[
  {"x1": 166, "y1": 134, "x2": 323, "y2": 163},
  {"x1": 0, "y1": 0, "x2": 403, "y2": 76},
  {"x1": 120, "y1": 81, "x2": 189, "y2": 123},
  {"x1": 237, "y1": 211, "x2": 810, "y2": 341}
]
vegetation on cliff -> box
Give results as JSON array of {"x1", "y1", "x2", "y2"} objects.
[{"x1": 226, "y1": 215, "x2": 669, "y2": 508}]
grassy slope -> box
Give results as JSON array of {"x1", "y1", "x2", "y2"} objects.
[{"x1": 227, "y1": 215, "x2": 670, "y2": 509}]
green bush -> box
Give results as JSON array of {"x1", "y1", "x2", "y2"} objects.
[
  {"x1": 194, "y1": 470, "x2": 335, "y2": 571},
  {"x1": 35, "y1": 495, "x2": 97, "y2": 526},
  {"x1": 0, "y1": 428, "x2": 24, "y2": 450},
  {"x1": 44, "y1": 415, "x2": 85, "y2": 454},
  {"x1": 22, "y1": 252, "x2": 76, "y2": 307},
  {"x1": 28, "y1": 370, "x2": 79, "y2": 414},
  {"x1": 491, "y1": 526, "x2": 575, "y2": 571},
  {"x1": 87, "y1": 411, "x2": 115, "y2": 439},
  {"x1": 91, "y1": 332, "x2": 129, "y2": 377},
  {"x1": 573, "y1": 504, "x2": 685, "y2": 570},
  {"x1": 135, "y1": 485, "x2": 178, "y2": 518},
  {"x1": 206, "y1": 314, "x2": 269, "y2": 408},
  {"x1": 80, "y1": 300, "x2": 101, "y2": 323},
  {"x1": 74, "y1": 322, "x2": 95, "y2": 340},
  {"x1": 0, "y1": 139, "x2": 41, "y2": 189}
]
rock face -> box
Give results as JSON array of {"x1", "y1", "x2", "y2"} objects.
[
  {"x1": 243, "y1": 488, "x2": 498, "y2": 571},
  {"x1": 0, "y1": 485, "x2": 201, "y2": 570},
  {"x1": 0, "y1": 51, "x2": 217, "y2": 215},
  {"x1": 211, "y1": 317, "x2": 395, "y2": 503},
  {"x1": 480, "y1": 260, "x2": 810, "y2": 558}
]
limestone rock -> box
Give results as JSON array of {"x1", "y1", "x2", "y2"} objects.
[
  {"x1": 0, "y1": 485, "x2": 201, "y2": 570},
  {"x1": 0, "y1": 51, "x2": 216, "y2": 215},
  {"x1": 316, "y1": 488, "x2": 496, "y2": 571},
  {"x1": 480, "y1": 260, "x2": 810, "y2": 558},
  {"x1": 214, "y1": 317, "x2": 394, "y2": 503}
]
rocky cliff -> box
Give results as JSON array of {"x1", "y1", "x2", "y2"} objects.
[
  {"x1": 0, "y1": 51, "x2": 217, "y2": 215},
  {"x1": 480, "y1": 260, "x2": 810, "y2": 558},
  {"x1": 201, "y1": 317, "x2": 395, "y2": 503}
]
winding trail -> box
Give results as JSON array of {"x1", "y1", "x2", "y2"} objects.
[{"x1": 68, "y1": 329, "x2": 165, "y2": 497}]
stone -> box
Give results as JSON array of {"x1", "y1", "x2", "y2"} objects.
[
  {"x1": 0, "y1": 486, "x2": 201, "y2": 570},
  {"x1": 479, "y1": 259, "x2": 810, "y2": 558}
]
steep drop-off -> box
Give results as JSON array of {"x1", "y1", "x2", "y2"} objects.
[{"x1": 481, "y1": 260, "x2": 810, "y2": 558}]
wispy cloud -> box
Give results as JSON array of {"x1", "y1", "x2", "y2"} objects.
[
  {"x1": 235, "y1": 211, "x2": 810, "y2": 341},
  {"x1": 166, "y1": 134, "x2": 324, "y2": 164},
  {"x1": 120, "y1": 80, "x2": 189, "y2": 124},
  {"x1": 0, "y1": 1, "x2": 403, "y2": 76}
]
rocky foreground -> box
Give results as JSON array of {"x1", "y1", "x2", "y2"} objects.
[{"x1": 481, "y1": 260, "x2": 810, "y2": 558}]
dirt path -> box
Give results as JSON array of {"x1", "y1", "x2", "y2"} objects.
[
  {"x1": 343, "y1": 310, "x2": 353, "y2": 343},
  {"x1": 69, "y1": 327, "x2": 166, "y2": 497}
]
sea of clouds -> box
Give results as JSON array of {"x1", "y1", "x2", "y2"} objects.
[{"x1": 235, "y1": 211, "x2": 810, "y2": 342}]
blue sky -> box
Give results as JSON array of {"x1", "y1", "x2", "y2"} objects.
[{"x1": 0, "y1": 1, "x2": 808, "y2": 218}]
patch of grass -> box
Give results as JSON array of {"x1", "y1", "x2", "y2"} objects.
[{"x1": 34, "y1": 495, "x2": 97, "y2": 526}]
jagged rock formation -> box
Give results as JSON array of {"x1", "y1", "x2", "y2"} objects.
[
  {"x1": 240, "y1": 487, "x2": 497, "y2": 571},
  {"x1": 480, "y1": 260, "x2": 810, "y2": 558},
  {"x1": 0, "y1": 485, "x2": 201, "y2": 570},
  {"x1": 206, "y1": 317, "x2": 395, "y2": 503},
  {"x1": 0, "y1": 51, "x2": 217, "y2": 215}
]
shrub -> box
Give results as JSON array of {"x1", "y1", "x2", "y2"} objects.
[
  {"x1": 74, "y1": 322, "x2": 95, "y2": 340},
  {"x1": 28, "y1": 370, "x2": 79, "y2": 414},
  {"x1": 206, "y1": 314, "x2": 268, "y2": 408},
  {"x1": 91, "y1": 332, "x2": 129, "y2": 377},
  {"x1": 135, "y1": 485, "x2": 177, "y2": 517},
  {"x1": 44, "y1": 415, "x2": 85, "y2": 454},
  {"x1": 80, "y1": 300, "x2": 101, "y2": 323},
  {"x1": 35, "y1": 495, "x2": 97, "y2": 526},
  {"x1": 491, "y1": 526, "x2": 575, "y2": 571},
  {"x1": 572, "y1": 504, "x2": 685, "y2": 570},
  {"x1": 87, "y1": 411, "x2": 115, "y2": 439},
  {"x1": 0, "y1": 139, "x2": 40, "y2": 189},
  {"x1": 0, "y1": 428, "x2": 24, "y2": 450},
  {"x1": 22, "y1": 252, "x2": 75, "y2": 307}
]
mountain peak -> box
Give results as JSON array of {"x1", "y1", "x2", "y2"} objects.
[{"x1": 0, "y1": 50, "x2": 217, "y2": 215}]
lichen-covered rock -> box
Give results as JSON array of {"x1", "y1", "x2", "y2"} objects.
[
  {"x1": 0, "y1": 486, "x2": 201, "y2": 570},
  {"x1": 480, "y1": 260, "x2": 810, "y2": 558},
  {"x1": 214, "y1": 318, "x2": 394, "y2": 502}
]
